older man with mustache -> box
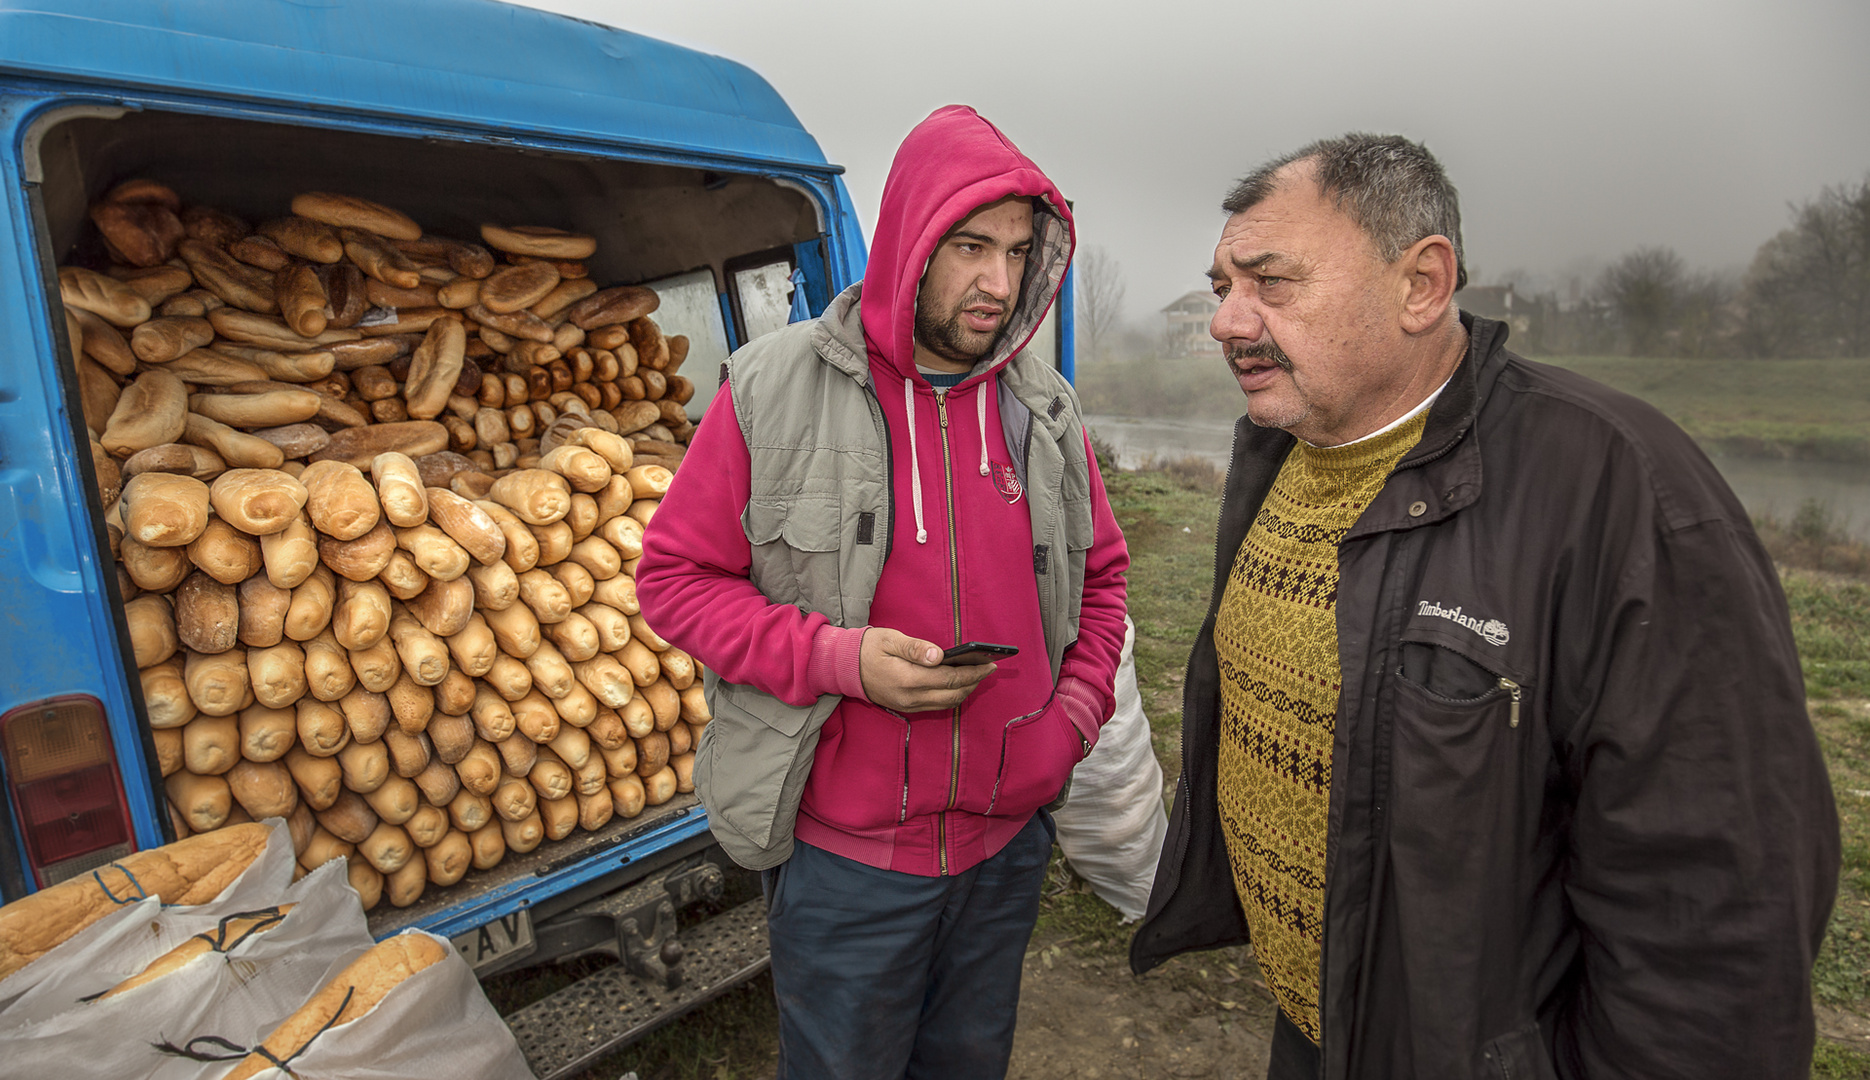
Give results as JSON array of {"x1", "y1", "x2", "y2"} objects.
[{"x1": 1131, "y1": 133, "x2": 1837, "y2": 1080}]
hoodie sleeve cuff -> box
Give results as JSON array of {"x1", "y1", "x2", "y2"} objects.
[
  {"x1": 1054, "y1": 675, "x2": 1107, "y2": 755},
  {"x1": 807, "y1": 624, "x2": 870, "y2": 702}
]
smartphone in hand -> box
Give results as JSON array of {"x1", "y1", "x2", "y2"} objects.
[{"x1": 941, "y1": 641, "x2": 1019, "y2": 666}]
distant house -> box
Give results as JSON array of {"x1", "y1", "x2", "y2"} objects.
[
  {"x1": 1161, "y1": 290, "x2": 1221, "y2": 357},
  {"x1": 1459, "y1": 283, "x2": 1540, "y2": 343}
]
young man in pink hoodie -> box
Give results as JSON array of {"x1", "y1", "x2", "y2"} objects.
[{"x1": 636, "y1": 106, "x2": 1129, "y2": 1077}]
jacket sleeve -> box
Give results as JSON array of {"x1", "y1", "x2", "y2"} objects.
[
  {"x1": 636, "y1": 383, "x2": 839, "y2": 708},
  {"x1": 1557, "y1": 516, "x2": 1838, "y2": 1077},
  {"x1": 1054, "y1": 431, "x2": 1130, "y2": 735}
]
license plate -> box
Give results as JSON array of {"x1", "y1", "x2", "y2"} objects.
[{"x1": 451, "y1": 909, "x2": 535, "y2": 972}]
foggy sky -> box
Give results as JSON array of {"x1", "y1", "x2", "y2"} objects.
[{"x1": 516, "y1": 0, "x2": 1870, "y2": 322}]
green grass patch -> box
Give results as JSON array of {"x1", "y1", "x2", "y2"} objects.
[
  {"x1": 1539, "y1": 355, "x2": 1870, "y2": 463},
  {"x1": 1813, "y1": 1038, "x2": 1870, "y2": 1080},
  {"x1": 1784, "y1": 569, "x2": 1870, "y2": 700}
]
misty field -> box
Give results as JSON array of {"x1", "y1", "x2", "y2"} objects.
[{"x1": 1078, "y1": 353, "x2": 1870, "y2": 463}]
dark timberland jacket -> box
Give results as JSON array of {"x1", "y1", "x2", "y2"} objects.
[{"x1": 1131, "y1": 314, "x2": 1839, "y2": 1079}]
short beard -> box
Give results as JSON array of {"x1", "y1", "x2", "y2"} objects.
[{"x1": 915, "y1": 290, "x2": 1006, "y2": 366}]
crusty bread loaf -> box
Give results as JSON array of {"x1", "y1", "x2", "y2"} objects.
[
  {"x1": 0, "y1": 822, "x2": 273, "y2": 981},
  {"x1": 122, "y1": 471, "x2": 211, "y2": 549},
  {"x1": 103, "y1": 370, "x2": 189, "y2": 458},
  {"x1": 178, "y1": 239, "x2": 275, "y2": 315},
  {"x1": 257, "y1": 215, "x2": 344, "y2": 264},
  {"x1": 309, "y1": 421, "x2": 449, "y2": 468},
  {"x1": 221, "y1": 933, "x2": 449, "y2": 1080},
  {"x1": 340, "y1": 228, "x2": 422, "y2": 289},
  {"x1": 130, "y1": 316, "x2": 215, "y2": 365},
  {"x1": 190, "y1": 388, "x2": 323, "y2": 428},
  {"x1": 276, "y1": 263, "x2": 330, "y2": 339},
  {"x1": 291, "y1": 192, "x2": 422, "y2": 242},
  {"x1": 479, "y1": 223, "x2": 596, "y2": 260},
  {"x1": 60, "y1": 265, "x2": 152, "y2": 327},
  {"x1": 300, "y1": 459, "x2": 382, "y2": 541},
  {"x1": 182, "y1": 412, "x2": 285, "y2": 470},
  {"x1": 566, "y1": 285, "x2": 657, "y2": 330},
  {"x1": 239, "y1": 574, "x2": 294, "y2": 650},
  {"x1": 90, "y1": 198, "x2": 186, "y2": 269},
  {"x1": 209, "y1": 468, "x2": 309, "y2": 536},
  {"x1": 403, "y1": 317, "x2": 466, "y2": 420},
  {"x1": 479, "y1": 261, "x2": 561, "y2": 315},
  {"x1": 73, "y1": 307, "x2": 135, "y2": 375},
  {"x1": 230, "y1": 233, "x2": 292, "y2": 271}
]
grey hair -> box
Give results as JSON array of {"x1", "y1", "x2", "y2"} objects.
[{"x1": 1222, "y1": 133, "x2": 1467, "y2": 291}]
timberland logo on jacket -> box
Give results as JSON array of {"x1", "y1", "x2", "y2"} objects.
[{"x1": 1416, "y1": 600, "x2": 1511, "y2": 646}]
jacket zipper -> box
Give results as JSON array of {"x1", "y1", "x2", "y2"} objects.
[
  {"x1": 938, "y1": 391, "x2": 961, "y2": 876},
  {"x1": 1501, "y1": 676, "x2": 1522, "y2": 728}
]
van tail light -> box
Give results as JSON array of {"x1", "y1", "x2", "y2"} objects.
[{"x1": 1, "y1": 696, "x2": 136, "y2": 889}]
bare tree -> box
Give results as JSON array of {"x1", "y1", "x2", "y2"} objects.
[
  {"x1": 1597, "y1": 246, "x2": 1687, "y2": 357},
  {"x1": 1740, "y1": 176, "x2": 1870, "y2": 358},
  {"x1": 1074, "y1": 246, "x2": 1126, "y2": 363}
]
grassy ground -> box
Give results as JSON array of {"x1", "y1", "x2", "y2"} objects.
[{"x1": 1078, "y1": 352, "x2": 1870, "y2": 463}]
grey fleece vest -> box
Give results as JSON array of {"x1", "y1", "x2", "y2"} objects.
[{"x1": 696, "y1": 285, "x2": 1097, "y2": 869}]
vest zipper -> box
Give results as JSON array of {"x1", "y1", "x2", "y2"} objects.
[{"x1": 938, "y1": 391, "x2": 961, "y2": 876}]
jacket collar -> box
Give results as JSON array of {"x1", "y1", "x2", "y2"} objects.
[{"x1": 812, "y1": 282, "x2": 872, "y2": 385}]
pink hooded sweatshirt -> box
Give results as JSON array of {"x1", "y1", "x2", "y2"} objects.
[{"x1": 637, "y1": 106, "x2": 1129, "y2": 877}]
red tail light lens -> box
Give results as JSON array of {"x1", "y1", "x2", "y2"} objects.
[{"x1": 1, "y1": 696, "x2": 135, "y2": 889}]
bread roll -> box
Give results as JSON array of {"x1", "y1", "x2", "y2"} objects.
[
  {"x1": 509, "y1": 690, "x2": 560, "y2": 746},
  {"x1": 528, "y1": 519, "x2": 574, "y2": 566},
  {"x1": 609, "y1": 774, "x2": 647, "y2": 819},
  {"x1": 262, "y1": 513, "x2": 321, "y2": 588},
  {"x1": 413, "y1": 754, "x2": 462, "y2": 807},
  {"x1": 525, "y1": 641, "x2": 575, "y2": 699},
  {"x1": 301, "y1": 826, "x2": 353, "y2": 870},
  {"x1": 248, "y1": 639, "x2": 307, "y2": 709},
  {"x1": 121, "y1": 470, "x2": 210, "y2": 547},
  {"x1": 576, "y1": 788, "x2": 614, "y2": 831},
  {"x1": 347, "y1": 634, "x2": 402, "y2": 693},
  {"x1": 239, "y1": 703, "x2": 297, "y2": 762},
  {"x1": 360, "y1": 775, "x2": 419, "y2": 826},
  {"x1": 565, "y1": 535, "x2": 621, "y2": 581},
  {"x1": 331, "y1": 577, "x2": 392, "y2": 651},
  {"x1": 435, "y1": 668, "x2": 477, "y2": 716},
  {"x1": 482, "y1": 601, "x2": 540, "y2": 660},
  {"x1": 60, "y1": 265, "x2": 152, "y2": 326},
  {"x1": 586, "y1": 707, "x2": 630, "y2": 752},
  {"x1": 629, "y1": 611, "x2": 672, "y2": 652},
  {"x1": 367, "y1": 451, "x2": 428, "y2": 527},
  {"x1": 666, "y1": 721, "x2": 693, "y2": 758},
  {"x1": 125, "y1": 594, "x2": 179, "y2": 669},
  {"x1": 300, "y1": 459, "x2": 381, "y2": 540},
  {"x1": 405, "y1": 803, "x2": 450, "y2": 848},
  {"x1": 342, "y1": 228, "x2": 423, "y2": 290},
  {"x1": 563, "y1": 493, "x2": 599, "y2": 543},
  {"x1": 348, "y1": 859, "x2": 383, "y2": 910},
  {"x1": 500, "y1": 810, "x2": 545, "y2": 854},
  {"x1": 479, "y1": 224, "x2": 595, "y2": 260},
  {"x1": 319, "y1": 519, "x2": 396, "y2": 581},
  {"x1": 457, "y1": 737, "x2": 506, "y2": 797},
  {"x1": 175, "y1": 572, "x2": 240, "y2": 655},
  {"x1": 487, "y1": 469, "x2": 570, "y2": 526},
  {"x1": 355, "y1": 821, "x2": 412, "y2": 874},
  {"x1": 571, "y1": 654, "x2": 636, "y2": 709},
  {"x1": 566, "y1": 285, "x2": 657, "y2": 330},
  {"x1": 544, "y1": 611, "x2": 600, "y2": 662},
  {"x1": 424, "y1": 830, "x2": 472, "y2": 886},
  {"x1": 384, "y1": 726, "x2": 432, "y2": 778},
  {"x1": 660, "y1": 646, "x2": 697, "y2": 691},
  {"x1": 141, "y1": 658, "x2": 196, "y2": 729},
  {"x1": 483, "y1": 657, "x2": 531, "y2": 707},
  {"x1": 394, "y1": 523, "x2": 470, "y2": 581},
  {"x1": 515, "y1": 568, "x2": 574, "y2": 625},
  {"x1": 385, "y1": 670, "x2": 435, "y2": 735},
  {"x1": 597, "y1": 736, "x2": 636, "y2": 778},
  {"x1": 294, "y1": 701, "x2": 352, "y2": 767},
  {"x1": 471, "y1": 499, "x2": 540, "y2": 573},
  {"x1": 467, "y1": 821, "x2": 506, "y2": 871},
  {"x1": 337, "y1": 739, "x2": 390, "y2": 795},
  {"x1": 553, "y1": 682, "x2": 598, "y2": 728},
  {"x1": 285, "y1": 564, "x2": 336, "y2": 642},
  {"x1": 234, "y1": 574, "x2": 291, "y2": 649},
  {"x1": 227, "y1": 758, "x2": 299, "y2": 819},
  {"x1": 339, "y1": 685, "x2": 394, "y2": 744},
  {"x1": 181, "y1": 713, "x2": 240, "y2": 775},
  {"x1": 642, "y1": 678, "x2": 681, "y2": 733},
  {"x1": 276, "y1": 264, "x2": 330, "y2": 338},
  {"x1": 165, "y1": 771, "x2": 232, "y2": 832},
  {"x1": 496, "y1": 731, "x2": 537, "y2": 777},
  {"x1": 538, "y1": 792, "x2": 578, "y2": 840},
  {"x1": 450, "y1": 788, "x2": 494, "y2": 832},
  {"x1": 191, "y1": 388, "x2": 323, "y2": 429},
  {"x1": 185, "y1": 519, "x2": 263, "y2": 584},
  {"x1": 0, "y1": 823, "x2": 271, "y2": 981},
  {"x1": 209, "y1": 468, "x2": 309, "y2": 537},
  {"x1": 315, "y1": 788, "x2": 379, "y2": 844},
  {"x1": 377, "y1": 548, "x2": 429, "y2": 599},
  {"x1": 219, "y1": 933, "x2": 449, "y2": 1080}
]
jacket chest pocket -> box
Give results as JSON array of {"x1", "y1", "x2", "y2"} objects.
[{"x1": 744, "y1": 495, "x2": 846, "y2": 624}]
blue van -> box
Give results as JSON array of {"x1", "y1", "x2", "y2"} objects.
[{"x1": 0, "y1": 1, "x2": 1070, "y2": 1072}]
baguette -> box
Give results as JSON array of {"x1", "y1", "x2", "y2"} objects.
[
  {"x1": 548, "y1": 563, "x2": 595, "y2": 609},
  {"x1": 75, "y1": 354, "x2": 123, "y2": 437},
  {"x1": 378, "y1": 549, "x2": 428, "y2": 599},
  {"x1": 554, "y1": 682, "x2": 598, "y2": 727},
  {"x1": 70, "y1": 309, "x2": 132, "y2": 376},
  {"x1": 479, "y1": 224, "x2": 596, "y2": 260},
  {"x1": 456, "y1": 745, "x2": 502, "y2": 800},
  {"x1": 466, "y1": 303, "x2": 553, "y2": 343},
  {"x1": 384, "y1": 726, "x2": 432, "y2": 778},
  {"x1": 229, "y1": 234, "x2": 290, "y2": 272},
  {"x1": 114, "y1": 264, "x2": 195, "y2": 307},
  {"x1": 182, "y1": 412, "x2": 286, "y2": 470},
  {"x1": 435, "y1": 668, "x2": 477, "y2": 716},
  {"x1": 597, "y1": 738, "x2": 637, "y2": 780},
  {"x1": 566, "y1": 285, "x2": 657, "y2": 330},
  {"x1": 130, "y1": 315, "x2": 215, "y2": 365},
  {"x1": 165, "y1": 770, "x2": 232, "y2": 833},
  {"x1": 227, "y1": 757, "x2": 299, "y2": 819},
  {"x1": 263, "y1": 513, "x2": 321, "y2": 589},
  {"x1": 484, "y1": 654, "x2": 532, "y2": 703},
  {"x1": 286, "y1": 746, "x2": 344, "y2": 810},
  {"x1": 126, "y1": 594, "x2": 179, "y2": 669},
  {"x1": 0, "y1": 823, "x2": 272, "y2": 981},
  {"x1": 479, "y1": 261, "x2": 560, "y2": 314},
  {"x1": 276, "y1": 264, "x2": 331, "y2": 338},
  {"x1": 257, "y1": 215, "x2": 344, "y2": 263},
  {"x1": 348, "y1": 861, "x2": 384, "y2": 911},
  {"x1": 98, "y1": 904, "x2": 293, "y2": 1001},
  {"x1": 609, "y1": 774, "x2": 647, "y2": 819},
  {"x1": 315, "y1": 788, "x2": 379, "y2": 844},
  {"x1": 526, "y1": 641, "x2": 576, "y2": 699},
  {"x1": 423, "y1": 487, "x2": 506, "y2": 564},
  {"x1": 341, "y1": 228, "x2": 422, "y2": 289},
  {"x1": 122, "y1": 443, "x2": 227, "y2": 484},
  {"x1": 389, "y1": 608, "x2": 451, "y2": 686},
  {"x1": 413, "y1": 754, "x2": 463, "y2": 806},
  {"x1": 469, "y1": 821, "x2": 507, "y2": 870},
  {"x1": 368, "y1": 451, "x2": 429, "y2": 527},
  {"x1": 284, "y1": 564, "x2": 337, "y2": 643},
  {"x1": 488, "y1": 468, "x2": 570, "y2": 525},
  {"x1": 495, "y1": 731, "x2": 537, "y2": 778},
  {"x1": 510, "y1": 690, "x2": 560, "y2": 745},
  {"x1": 220, "y1": 933, "x2": 451, "y2": 1080},
  {"x1": 475, "y1": 499, "x2": 540, "y2": 572},
  {"x1": 178, "y1": 240, "x2": 275, "y2": 314},
  {"x1": 60, "y1": 265, "x2": 152, "y2": 326},
  {"x1": 470, "y1": 685, "x2": 517, "y2": 743},
  {"x1": 403, "y1": 317, "x2": 466, "y2": 420},
  {"x1": 644, "y1": 764, "x2": 679, "y2": 806},
  {"x1": 577, "y1": 788, "x2": 615, "y2": 831},
  {"x1": 190, "y1": 388, "x2": 323, "y2": 428},
  {"x1": 210, "y1": 307, "x2": 360, "y2": 351},
  {"x1": 539, "y1": 793, "x2": 578, "y2": 840},
  {"x1": 310, "y1": 421, "x2": 450, "y2": 468},
  {"x1": 295, "y1": 697, "x2": 351, "y2": 758},
  {"x1": 293, "y1": 192, "x2": 423, "y2": 242},
  {"x1": 395, "y1": 522, "x2": 471, "y2": 581}
]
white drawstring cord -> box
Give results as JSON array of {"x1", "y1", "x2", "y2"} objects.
[
  {"x1": 904, "y1": 378, "x2": 928, "y2": 544},
  {"x1": 977, "y1": 382, "x2": 990, "y2": 476}
]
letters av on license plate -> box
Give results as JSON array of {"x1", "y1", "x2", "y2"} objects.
[{"x1": 452, "y1": 910, "x2": 535, "y2": 972}]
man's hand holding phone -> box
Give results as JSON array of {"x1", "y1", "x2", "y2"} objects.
[{"x1": 859, "y1": 628, "x2": 1009, "y2": 713}]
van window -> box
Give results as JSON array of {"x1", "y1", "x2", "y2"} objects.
[{"x1": 640, "y1": 269, "x2": 732, "y2": 418}]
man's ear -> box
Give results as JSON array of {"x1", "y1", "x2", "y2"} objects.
[{"x1": 1398, "y1": 235, "x2": 1458, "y2": 335}]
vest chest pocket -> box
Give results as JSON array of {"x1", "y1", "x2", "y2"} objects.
[{"x1": 743, "y1": 496, "x2": 846, "y2": 624}]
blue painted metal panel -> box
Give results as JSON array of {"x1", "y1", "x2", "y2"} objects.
[
  {"x1": 0, "y1": 0, "x2": 840, "y2": 175},
  {"x1": 1058, "y1": 263, "x2": 1077, "y2": 384},
  {"x1": 0, "y1": 0, "x2": 867, "y2": 928}
]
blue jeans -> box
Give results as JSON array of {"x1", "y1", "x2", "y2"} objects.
[{"x1": 763, "y1": 812, "x2": 1054, "y2": 1080}]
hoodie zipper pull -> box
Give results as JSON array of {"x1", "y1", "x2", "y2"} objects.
[{"x1": 1499, "y1": 676, "x2": 1522, "y2": 728}]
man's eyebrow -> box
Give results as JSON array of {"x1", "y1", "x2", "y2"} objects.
[
  {"x1": 1231, "y1": 250, "x2": 1288, "y2": 272},
  {"x1": 946, "y1": 229, "x2": 1032, "y2": 247}
]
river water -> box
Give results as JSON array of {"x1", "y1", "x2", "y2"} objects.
[{"x1": 1086, "y1": 413, "x2": 1870, "y2": 542}]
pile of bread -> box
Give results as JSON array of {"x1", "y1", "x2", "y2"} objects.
[{"x1": 61, "y1": 183, "x2": 711, "y2": 911}]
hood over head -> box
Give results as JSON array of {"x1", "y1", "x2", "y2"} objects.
[{"x1": 861, "y1": 105, "x2": 1075, "y2": 382}]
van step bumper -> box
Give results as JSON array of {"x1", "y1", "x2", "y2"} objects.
[{"x1": 507, "y1": 896, "x2": 770, "y2": 1080}]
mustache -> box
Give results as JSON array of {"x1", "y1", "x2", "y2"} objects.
[{"x1": 1225, "y1": 339, "x2": 1292, "y2": 374}]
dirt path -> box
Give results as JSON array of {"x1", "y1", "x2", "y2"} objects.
[{"x1": 1009, "y1": 931, "x2": 1276, "y2": 1080}]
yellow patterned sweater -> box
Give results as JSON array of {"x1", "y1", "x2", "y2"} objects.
[{"x1": 1215, "y1": 413, "x2": 1427, "y2": 1043}]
